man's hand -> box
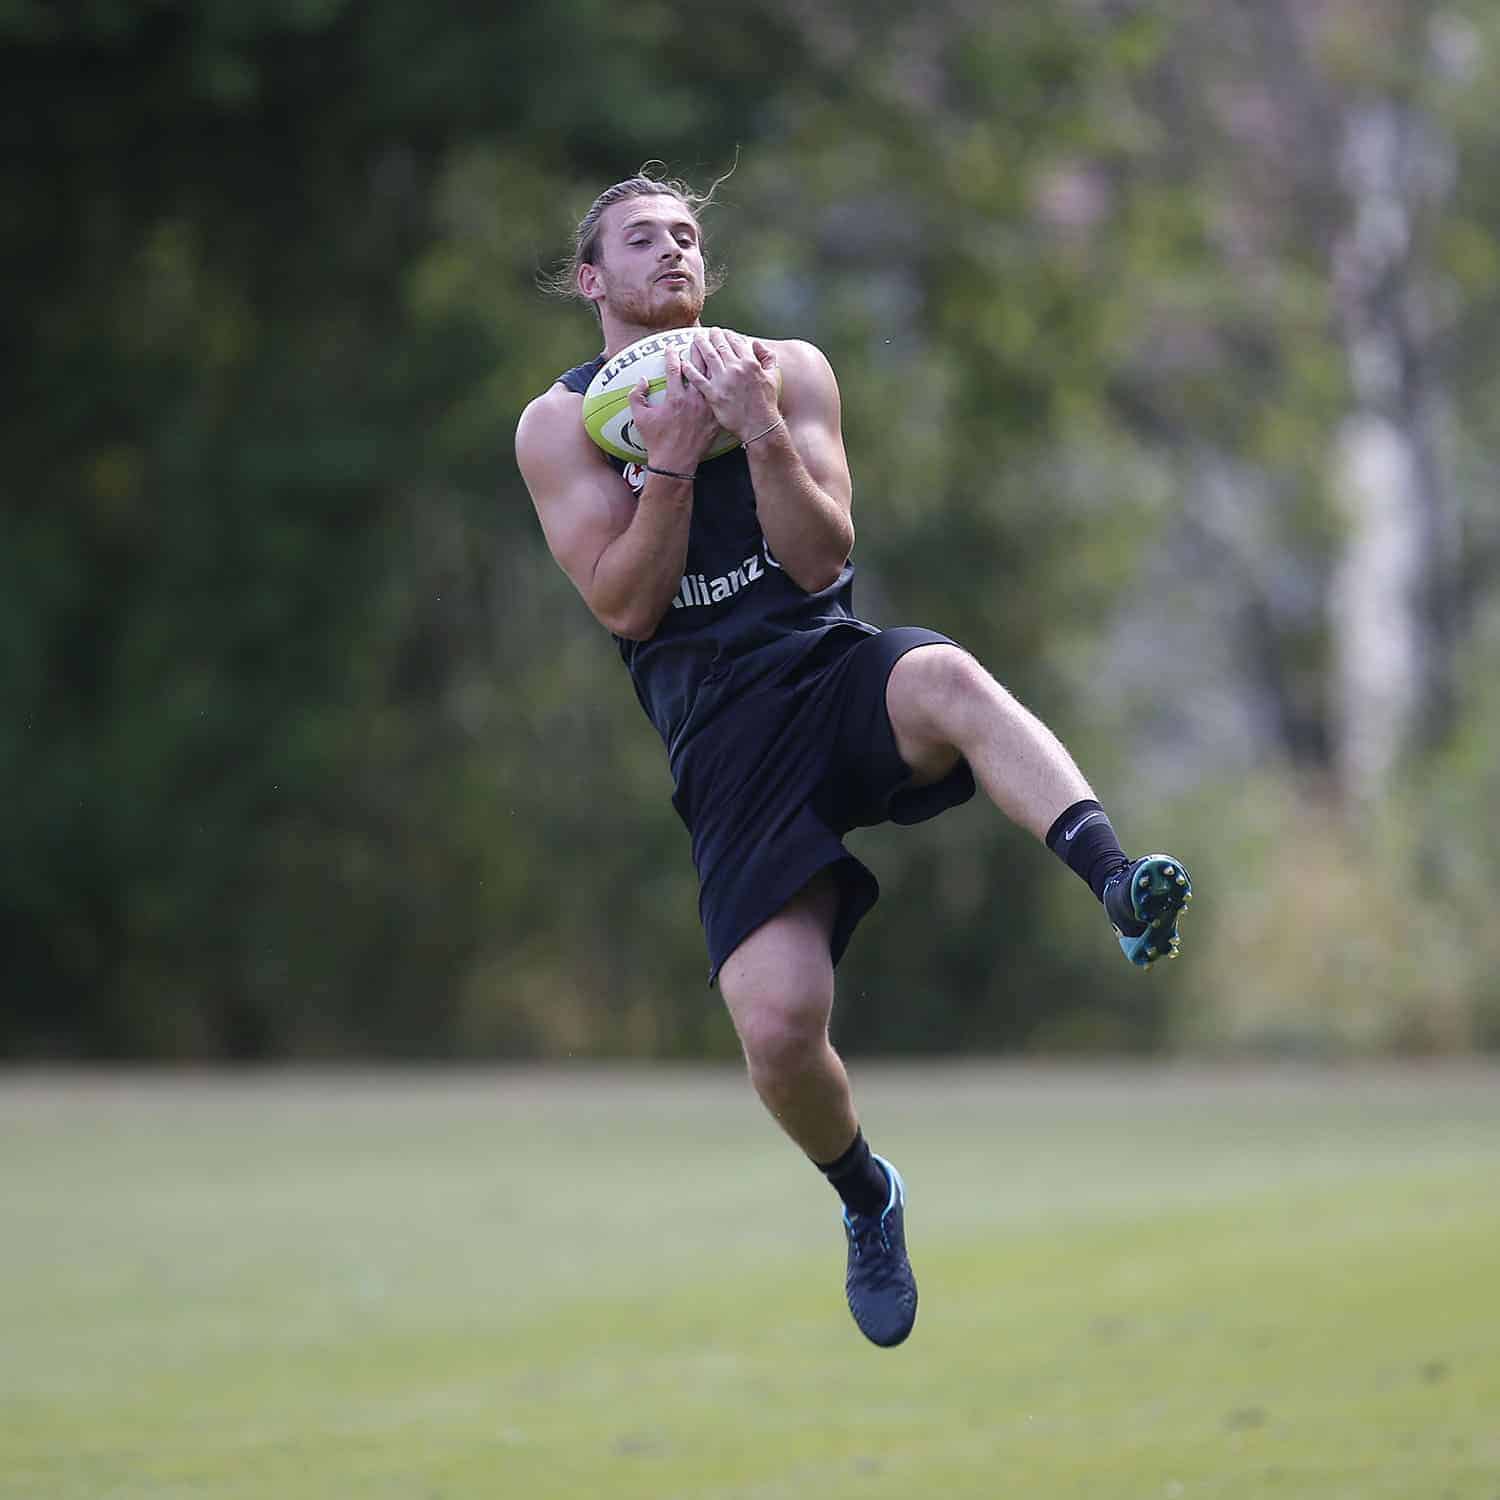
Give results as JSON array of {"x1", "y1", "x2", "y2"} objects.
[
  {"x1": 628, "y1": 346, "x2": 722, "y2": 473},
  {"x1": 681, "y1": 328, "x2": 781, "y2": 442}
]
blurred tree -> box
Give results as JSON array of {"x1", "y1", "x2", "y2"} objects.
[{"x1": 3, "y1": 0, "x2": 1498, "y2": 1058}]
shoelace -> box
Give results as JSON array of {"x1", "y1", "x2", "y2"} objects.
[{"x1": 845, "y1": 1212, "x2": 893, "y2": 1259}]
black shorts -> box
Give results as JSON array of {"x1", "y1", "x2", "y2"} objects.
[{"x1": 670, "y1": 625, "x2": 977, "y2": 983}]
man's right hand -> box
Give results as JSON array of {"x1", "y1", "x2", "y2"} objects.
[{"x1": 628, "y1": 347, "x2": 721, "y2": 473}]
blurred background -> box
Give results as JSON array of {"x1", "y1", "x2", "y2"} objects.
[{"x1": 5, "y1": 0, "x2": 1499, "y2": 1065}]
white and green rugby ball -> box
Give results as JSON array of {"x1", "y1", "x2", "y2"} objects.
[{"x1": 581, "y1": 328, "x2": 741, "y2": 462}]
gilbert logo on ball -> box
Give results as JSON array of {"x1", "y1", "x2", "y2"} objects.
[{"x1": 581, "y1": 329, "x2": 741, "y2": 462}]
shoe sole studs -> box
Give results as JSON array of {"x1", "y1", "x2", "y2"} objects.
[{"x1": 1122, "y1": 856, "x2": 1193, "y2": 969}]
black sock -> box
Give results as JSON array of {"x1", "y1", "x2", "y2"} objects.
[
  {"x1": 1045, "y1": 799, "x2": 1131, "y2": 903},
  {"x1": 815, "y1": 1127, "x2": 890, "y2": 1218}
]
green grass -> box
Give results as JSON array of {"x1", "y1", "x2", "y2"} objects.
[{"x1": 2, "y1": 1065, "x2": 1497, "y2": 1499}]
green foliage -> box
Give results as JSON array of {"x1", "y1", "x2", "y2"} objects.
[{"x1": 5, "y1": 0, "x2": 1500, "y2": 1056}]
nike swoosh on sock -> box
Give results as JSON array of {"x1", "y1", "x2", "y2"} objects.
[{"x1": 1064, "y1": 810, "x2": 1107, "y2": 840}]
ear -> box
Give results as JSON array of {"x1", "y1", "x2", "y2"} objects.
[{"x1": 577, "y1": 261, "x2": 606, "y2": 304}]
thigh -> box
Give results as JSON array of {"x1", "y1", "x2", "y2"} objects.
[
  {"x1": 884, "y1": 641, "x2": 986, "y2": 784},
  {"x1": 718, "y1": 868, "x2": 842, "y2": 1035},
  {"x1": 816, "y1": 628, "x2": 977, "y2": 828}
]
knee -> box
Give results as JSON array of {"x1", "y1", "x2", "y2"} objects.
[
  {"x1": 930, "y1": 644, "x2": 1003, "y2": 707},
  {"x1": 888, "y1": 643, "x2": 1007, "y2": 770},
  {"x1": 734, "y1": 987, "x2": 832, "y2": 1085}
]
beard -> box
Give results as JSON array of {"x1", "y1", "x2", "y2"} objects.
[{"x1": 605, "y1": 275, "x2": 706, "y2": 330}]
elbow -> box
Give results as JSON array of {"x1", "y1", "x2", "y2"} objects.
[
  {"x1": 588, "y1": 575, "x2": 667, "y2": 640},
  {"x1": 799, "y1": 529, "x2": 854, "y2": 594},
  {"x1": 599, "y1": 605, "x2": 662, "y2": 641},
  {"x1": 798, "y1": 565, "x2": 845, "y2": 594}
]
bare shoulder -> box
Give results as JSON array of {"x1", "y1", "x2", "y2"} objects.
[
  {"x1": 515, "y1": 381, "x2": 587, "y2": 463},
  {"x1": 757, "y1": 338, "x2": 840, "y2": 423},
  {"x1": 513, "y1": 376, "x2": 640, "y2": 598},
  {"x1": 762, "y1": 337, "x2": 837, "y2": 383},
  {"x1": 514, "y1": 379, "x2": 626, "y2": 503},
  {"x1": 754, "y1": 338, "x2": 838, "y2": 421}
]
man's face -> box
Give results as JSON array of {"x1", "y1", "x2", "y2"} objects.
[{"x1": 582, "y1": 194, "x2": 707, "y2": 329}]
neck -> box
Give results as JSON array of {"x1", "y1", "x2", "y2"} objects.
[{"x1": 600, "y1": 313, "x2": 703, "y2": 357}]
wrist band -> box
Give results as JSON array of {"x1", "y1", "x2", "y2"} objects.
[
  {"x1": 742, "y1": 416, "x2": 785, "y2": 447},
  {"x1": 645, "y1": 464, "x2": 697, "y2": 481}
]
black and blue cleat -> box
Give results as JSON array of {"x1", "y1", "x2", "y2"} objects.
[
  {"x1": 842, "y1": 1155, "x2": 917, "y2": 1348},
  {"x1": 1104, "y1": 854, "x2": 1193, "y2": 968}
]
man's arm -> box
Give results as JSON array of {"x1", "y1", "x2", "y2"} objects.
[
  {"x1": 743, "y1": 339, "x2": 854, "y2": 591},
  {"x1": 515, "y1": 356, "x2": 717, "y2": 640},
  {"x1": 683, "y1": 331, "x2": 854, "y2": 593},
  {"x1": 515, "y1": 391, "x2": 689, "y2": 640}
]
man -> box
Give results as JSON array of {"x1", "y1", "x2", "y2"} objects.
[{"x1": 515, "y1": 168, "x2": 1192, "y2": 1349}]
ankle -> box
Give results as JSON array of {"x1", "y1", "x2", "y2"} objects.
[
  {"x1": 815, "y1": 1128, "x2": 891, "y2": 1218},
  {"x1": 1045, "y1": 799, "x2": 1130, "y2": 902}
]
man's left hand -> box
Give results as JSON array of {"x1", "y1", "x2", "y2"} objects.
[{"x1": 681, "y1": 328, "x2": 781, "y2": 443}]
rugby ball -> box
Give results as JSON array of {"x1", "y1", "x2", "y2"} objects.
[{"x1": 581, "y1": 328, "x2": 741, "y2": 463}]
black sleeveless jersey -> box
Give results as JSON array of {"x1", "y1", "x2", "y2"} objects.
[{"x1": 555, "y1": 354, "x2": 876, "y2": 768}]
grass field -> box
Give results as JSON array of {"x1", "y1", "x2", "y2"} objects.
[{"x1": 1, "y1": 1065, "x2": 1497, "y2": 1499}]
